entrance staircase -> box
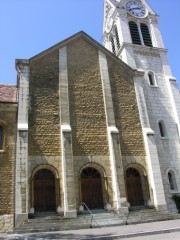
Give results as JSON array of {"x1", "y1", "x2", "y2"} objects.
[
  {"x1": 14, "y1": 208, "x2": 180, "y2": 234},
  {"x1": 125, "y1": 207, "x2": 180, "y2": 225}
]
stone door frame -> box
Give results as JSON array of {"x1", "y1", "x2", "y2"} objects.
[
  {"x1": 78, "y1": 163, "x2": 108, "y2": 209},
  {"x1": 125, "y1": 163, "x2": 150, "y2": 207},
  {"x1": 30, "y1": 164, "x2": 60, "y2": 213}
]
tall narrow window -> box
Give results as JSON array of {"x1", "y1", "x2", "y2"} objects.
[
  {"x1": 129, "y1": 21, "x2": 141, "y2": 45},
  {"x1": 0, "y1": 126, "x2": 3, "y2": 149},
  {"x1": 140, "y1": 23, "x2": 152, "y2": 47},
  {"x1": 148, "y1": 73, "x2": 153, "y2": 85},
  {"x1": 114, "y1": 25, "x2": 120, "y2": 50},
  {"x1": 168, "y1": 171, "x2": 177, "y2": 190},
  {"x1": 168, "y1": 172, "x2": 174, "y2": 190},
  {"x1": 158, "y1": 121, "x2": 166, "y2": 137},
  {"x1": 148, "y1": 72, "x2": 155, "y2": 86},
  {"x1": 111, "y1": 37, "x2": 116, "y2": 54}
]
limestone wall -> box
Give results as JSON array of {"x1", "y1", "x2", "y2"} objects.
[
  {"x1": 0, "y1": 105, "x2": 17, "y2": 232},
  {"x1": 134, "y1": 50, "x2": 180, "y2": 212},
  {"x1": 28, "y1": 37, "x2": 147, "y2": 211},
  {"x1": 0, "y1": 215, "x2": 13, "y2": 233},
  {"x1": 29, "y1": 51, "x2": 60, "y2": 156},
  {"x1": 67, "y1": 38, "x2": 109, "y2": 156},
  {"x1": 107, "y1": 57, "x2": 145, "y2": 157}
]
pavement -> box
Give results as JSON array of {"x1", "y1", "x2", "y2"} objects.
[{"x1": 1, "y1": 219, "x2": 180, "y2": 240}]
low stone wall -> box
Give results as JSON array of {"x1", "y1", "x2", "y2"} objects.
[{"x1": 0, "y1": 215, "x2": 13, "y2": 232}]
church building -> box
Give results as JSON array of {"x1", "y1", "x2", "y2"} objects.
[{"x1": 0, "y1": 0, "x2": 180, "y2": 232}]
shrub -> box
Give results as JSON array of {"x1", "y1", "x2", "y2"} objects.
[{"x1": 172, "y1": 195, "x2": 180, "y2": 213}]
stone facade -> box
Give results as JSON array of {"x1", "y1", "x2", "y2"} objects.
[
  {"x1": 0, "y1": 0, "x2": 179, "y2": 232},
  {"x1": 12, "y1": 34, "x2": 151, "y2": 224},
  {"x1": 29, "y1": 51, "x2": 60, "y2": 156},
  {"x1": 107, "y1": 57, "x2": 145, "y2": 157},
  {"x1": 68, "y1": 39, "x2": 109, "y2": 156},
  {"x1": 0, "y1": 86, "x2": 17, "y2": 232}
]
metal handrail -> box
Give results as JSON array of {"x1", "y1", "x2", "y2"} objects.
[{"x1": 81, "y1": 202, "x2": 101, "y2": 229}]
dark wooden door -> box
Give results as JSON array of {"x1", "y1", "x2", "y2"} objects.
[
  {"x1": 126, "y1": 168, "x2": 144, "y2": 206},
  {"x1": 81, "y1": 167, "x2": 103, "y2": 209},
  {"x1": 34, "y1": 169, "x2": 56, "y2": 212}
]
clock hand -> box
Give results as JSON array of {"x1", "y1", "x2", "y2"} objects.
[{"x1": 130, "y1": 7, "x2": 141, "y2": 10}]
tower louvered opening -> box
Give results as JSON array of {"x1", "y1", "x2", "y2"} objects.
[
  {"x1": 129, "y1": 21, "x2": 141, "y2": 45},
  {"x1": 111, "y1": 37, "x2": 116, "y2": 54},
  {"x1": 114, "y1": 25, "x2": 120, "y2": 50},
  {"x1": 140, "y1": 23, "x2": 152, "y2": 47}
]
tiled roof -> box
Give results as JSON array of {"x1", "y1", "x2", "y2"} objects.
[{"x1": 0, "y1": 85, "x2": 17, "y2": 102}]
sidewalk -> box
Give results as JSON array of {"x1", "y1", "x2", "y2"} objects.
[{"x1": 2, "y1": 219, "x2": 180, "y2": 239}]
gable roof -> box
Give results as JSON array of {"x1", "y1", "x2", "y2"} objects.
[
  {"x1": 28, "y1": 31, "x2": 134, "y2": 75},
  {"x1": 0, "y1": 85, "x2": 17, "y2": 103}
]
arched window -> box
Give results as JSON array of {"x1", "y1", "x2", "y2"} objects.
[
  {"x1": 158, "y1": 120, "x2": 166, "y2": 137},
  {"x1": 114, "y1": 25, "x2": 120, "y2": 50},
  {"x1": 148, "y1": 71, "x2": 156, "y2": 86},
  {"x1": 129, "y1": 21, "x2": 141, "y2": 45},
  {"x1": 140, "y1": 23, "x2": 152, "y2": 47},
  {"x1": 111, "y1": 37, "x2": 116, "y2": 54},
  {"x1": 168, "y1": 171, "x2": 177, "y2": 190},
  {"x1": 0, "y1": 126, "x2": 3, "y2": 150}
]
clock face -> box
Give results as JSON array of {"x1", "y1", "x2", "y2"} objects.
[
  {"x1": 126, "y1": 1, "x2": 146, "y2": 18},
  {"x1": 105, "y1": 8, "x2": 114, "y2": 33}
]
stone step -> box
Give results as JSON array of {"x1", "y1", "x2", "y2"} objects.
[
  {"x1": 18, "y1": 219, "x2": 123, "y2": 230},
  {"x1": 15, "y1": 215, "x2": 123, "y2": 233},
  {"x1": 27, "y1": 214, "x2": 121, "y2": 223},
  {"x1": 22, "y1": 216, "x2": 123, "y2": 227},
  {"x1": 126, "y1": 210, "x2": 180, "y2": 224},
  {"x1": 14, "y1": 208, "x2": 180, "y2": 234},
  {"x1": 14, "y1": 225, "x2": 89, "y2": 234}
]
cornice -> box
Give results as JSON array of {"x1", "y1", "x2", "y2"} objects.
[
  {"x1": 118, "y1": 42, "x2": 168, "y2": 57},
  {"x1": 15, "y1": 59, "x2": 30, "y2": 72}
]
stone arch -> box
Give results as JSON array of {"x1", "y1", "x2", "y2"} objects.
[
  {"x1": 79, "y1": 162, "x2": 107, "y2": 179},
  {"x1": 125, "y1": 164, "x2": 150, "y2": 207},
  {"x1": 125, "y1": 163, "x2": 147, "y2": 176},
  {"x1": 30, "y1": 164, "x2": 60, "y2": 213},
  {"x1": 79, "y1": 163, "x2": 107, "y2": 209},
  {"x1": 31, "y1": 164, "x2": 59, "y2": 179}
]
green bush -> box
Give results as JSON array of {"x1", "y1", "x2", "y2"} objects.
[{"x1": 172, "y1": 195, "x2": 180, "y2": 213}]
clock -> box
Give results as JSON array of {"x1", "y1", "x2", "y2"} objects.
[
  {"x1": 126, "y1": 1, "x2": 146, "y2": 18},
  {"x1": 105, "y1": 8, "x2": 114, "y2": 33}
]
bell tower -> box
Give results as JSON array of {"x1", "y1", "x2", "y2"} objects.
[
  {"x1": 103, "y1": 0, "x2": 180, "y2": 213},
  {"x1": 103, "y1": 0, "x2": 165, "y2": 65}
]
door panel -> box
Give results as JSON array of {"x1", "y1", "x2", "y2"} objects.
[
  {"x1": 126, "y1": 168, "x2": 144, "y2": 206},
  {"x1": 81, "y1": 179, "x2": 103, "y2": 209},
  {"x1": 34, "y1": 169, "x2": 56, "y2": 212},
  {"x1": 81, "y1": 167, "x2": 104, "y2": 209}
]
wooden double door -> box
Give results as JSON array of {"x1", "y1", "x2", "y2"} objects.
[
  {"x1": 34, "y1": 169, "x2": 56, "y2": 212},
  {"x1": 81, "y1": 167, "x2": 104, "y2": 209},
  {"x1": 126, "y1": 167, "x2": 144, "y2": 206}
]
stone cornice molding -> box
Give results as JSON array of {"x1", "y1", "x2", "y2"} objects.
[
  {"x1": 15, "y1": 59, "x2": 29, "y2": 72},
  {"x1": 61, "y1": 125, "x2": 72, "y2": 133},
  {"x1": 119, "y1": 42, "x2": 167, "y2": 57},
  {"x1": 134, "y1": 70, "x2": 145, "y2": 78},
  {"x1": 148, "y1": 14, "x2": 159, "y2": 24}
]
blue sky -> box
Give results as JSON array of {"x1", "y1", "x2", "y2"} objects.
[{"x1": 0, "y1": 0, "x2": 180, "y2": 85}]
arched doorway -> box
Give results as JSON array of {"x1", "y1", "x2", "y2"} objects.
[
  {"x1": 81, "y1": 167, "x2": 104, "y2": 209},
  {"x1": 126, "y1": 167, "x2": 144, "y2": 206},
  {"x1": 34, "y1": 169, "x2": 56, "y2": 212}
]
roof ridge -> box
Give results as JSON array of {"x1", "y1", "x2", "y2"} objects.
[{"x1": 0, "y1": 84, "x2": 16, "y2": 86}]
